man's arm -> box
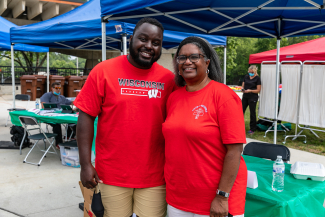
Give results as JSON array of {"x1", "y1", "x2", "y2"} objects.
[
  {"x1": 40, "y1": 93, "x2": 50, "y2": 108},
  {"x1": 77, "y1": 110, "x2": 103, "y2": 189}
]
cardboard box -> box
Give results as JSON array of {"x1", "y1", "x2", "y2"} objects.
[{"x1": 79, "y1": 181, "x2": 96, "y2": 217}]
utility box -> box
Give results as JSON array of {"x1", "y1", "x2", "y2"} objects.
[
  {"x1": 65, "y1": 76, "x2": 83, "y2": 97},
  {"x1": 34, "y1": 75, "x2": 47, "y2": 98},
  {"x1": 49, "y1": 75, "x2": 65, "y2": 96},
  {"x1": 81, "y1": 76, "x2": 88, "y2": 88},
  {"x1": 20, "y1": 75, "x2": 37, "y2": 101}
]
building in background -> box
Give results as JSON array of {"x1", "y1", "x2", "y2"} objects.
[{"x1": 0, "y1": 0, "x2": 86, "y2": 26}]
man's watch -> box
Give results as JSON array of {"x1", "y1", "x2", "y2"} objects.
[{"x1": 216, "y1": 189, "x2": 230, "y2": 198}]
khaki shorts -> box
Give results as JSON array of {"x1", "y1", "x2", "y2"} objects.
[{"x1": 99, "y1": 183, "x2": 166, "y2": 217}]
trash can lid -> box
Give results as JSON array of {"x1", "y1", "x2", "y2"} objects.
[
  {"x1": 58, "y1": 140, "x2": 77, "y2": 147},
  {"x1": 65, "y1": 76, "x2": 83, "y2": 80},
  {"x1": 20, "y1": 75, "x2": 37, "y2": 80}
]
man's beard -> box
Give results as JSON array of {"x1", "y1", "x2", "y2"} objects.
[{"x1": 129, "y1": 39, "x2": 162, "y2": 68}]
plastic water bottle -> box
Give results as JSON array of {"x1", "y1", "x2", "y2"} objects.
[
  {"x1": 272, "y1": 155, "x2": 285, "y2": 192},
  {"x1": 35, "y1": 99, "x2": 39, "y2": 109}
]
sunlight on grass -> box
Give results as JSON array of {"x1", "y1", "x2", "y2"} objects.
[{"x1": 244, "y1": 104, "x2": 325, "y2": 156}]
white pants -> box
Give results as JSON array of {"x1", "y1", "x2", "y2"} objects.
[{"x1": 167, "y1": 205, "x2": 244, "y2": 217}]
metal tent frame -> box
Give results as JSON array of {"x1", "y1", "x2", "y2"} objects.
[{"x1": 100, "y1": 0, "x2": 325, "y2": 144}]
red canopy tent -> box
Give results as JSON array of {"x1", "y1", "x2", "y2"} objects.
[{"x1": 249, "y1": 37, "x2": 325, "y2": 64}]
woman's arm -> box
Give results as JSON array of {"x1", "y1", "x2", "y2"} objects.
[
  {"x1": 210, "y1": 143, "x2": 243, "y2": 217},
  {"x1": 245, "y1": 84, "x2": 261, "y2": 94}
]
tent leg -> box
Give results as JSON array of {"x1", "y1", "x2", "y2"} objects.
[
  {"x1": 223, "y1": 46, "x2": 227, "y2": 84},
  {"x1": 11, "y1": 44, "x2": 15, "y2": 108},
  {"x1": 47, "y1": 52, "x2": 49, "y2": 93},
  {"x1": 102, "y1": 22, "x2": 107, "y2": 61},
  {"x1": 274, "y1": 39, "x2": 281, "y2": 144},
  {"x1": 122, "y1": 34, "x2": 127, "y2": 55},
  {"x1": 76, "y1": 57, "x2": 79, "y2": 76}
]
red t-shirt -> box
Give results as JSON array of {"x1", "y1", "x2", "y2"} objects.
[
  {"x1": 162, "y1": 81, "x2": 247, "y2": 215},
  {"x1": 74, "y1": 55, "x2": 175, "y2": 188}
]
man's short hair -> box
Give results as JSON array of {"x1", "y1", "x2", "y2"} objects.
[
  {"x1": 51, "y1": 82, "x2": 61, "y2": 88},
  {"x1": 133, "y1": 17, "x2": 164, "y2": 35}
]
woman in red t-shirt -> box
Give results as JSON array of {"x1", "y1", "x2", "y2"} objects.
[{"x1": 163, "y1": 37, "x2": 247, "y2": 217}]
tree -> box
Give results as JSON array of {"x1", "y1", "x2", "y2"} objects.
[
  {"x1": 0, "y1": 51, "x2": 87, "y2": 69},
  {"x1": 0, "y1": 51, "x2": 47, "y2": 72},
  {"x1": 215, "y1": 37, "x2": 257, "y2": 85}
]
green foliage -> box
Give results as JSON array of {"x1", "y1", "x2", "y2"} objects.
[
  {"x1": 215, "y1": 35, "x2": 325, "y2": 85},
  {"x1": 0, "y1": 51, "x2": 86, "y2": 69}
]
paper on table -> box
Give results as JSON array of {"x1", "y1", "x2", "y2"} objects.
[
  {"x1": 38, "y1": 110, "x2": 54, "y2": 115},
  {"x1": 247, "y1": 170, "x2": 258, "y2": 189},
  {"x1": 28, "y1": 108, "x2": 40, "y2": 114}
]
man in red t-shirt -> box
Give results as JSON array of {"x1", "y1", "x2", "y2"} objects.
[{"x1": 74, "y1": 18, "x2": 175, "y2": 217}]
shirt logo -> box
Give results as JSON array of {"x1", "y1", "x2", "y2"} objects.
[
  {"x1": 119, "y1": 78, "x2": 164, "y2": 99},
  {"x1": 192, "y1": 105, "x2": 208, "y2": 119},
  {"x1": 148, "y1": 89, "x2": 160, "y2": 99},
  {"x1": 121, "y1": 88, "x2": 161, "y2": 98}
]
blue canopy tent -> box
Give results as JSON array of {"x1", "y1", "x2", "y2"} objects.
[
  {"x1": 10, "y1": 0, "x2": 226, "y2": 95},
  {"x1": 100, "y1": 0, "x2": 325, "y2": 144},
  {"x1": 10, "y1": 0, "x2": 226, "y2": 53},
  {"x1": 0, "y1": 16, "x2": 49, "y2": 108}
]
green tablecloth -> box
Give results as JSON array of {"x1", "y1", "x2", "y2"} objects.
[
  {"x1": 10, "y1": 110, "x2": 78, "y2": 126},
  {"x1": 9, "y1": 110, "x2": 97, "y2": 153},
  {"x1": 244, "y1": 155, "x2": 325, "y2": 217}
]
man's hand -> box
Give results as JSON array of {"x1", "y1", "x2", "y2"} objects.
[
  {"x1": 80, "y1": 163, "x2": 103, "y2": 189},
  {"x1": 210, "y1": 195, "x2": 229, "y2": 217},
  {"x1": 77, "y1": 110, "x2": 98, "y2": 189}
]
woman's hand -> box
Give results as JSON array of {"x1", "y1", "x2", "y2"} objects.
[
  {"x1": 244, "y1": 89, "x2": 252, "y2": 93},
  {"x1": 210, "y1": 195, "x2": 228, "y2": 217}
]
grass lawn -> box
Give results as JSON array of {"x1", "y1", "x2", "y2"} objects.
[{"x1": 244, "y1": 105, "x2": 325, "y2": 156}]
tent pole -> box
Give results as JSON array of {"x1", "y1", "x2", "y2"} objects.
[
  {"x1": 122, "y1": 34, "x2": 127, "y2": 55},
  {"x1": 47, "y1": 52, "x2": 49, "y2": 93},
  {"x1": 223, "y1": 46, "x2": 227, "y2": 84},
  {"x1": 76, "y1": 57, "x2": 79, "y2": 76},
  {"x1": 11, "y1": 44, "x2": 15, "y2": 108},
  {"x1": 274, "y1": 39, "x2": 281, "y2": 144},
  {"x1": 102, "y1": 22, "x2": 107, "y2": 61}
]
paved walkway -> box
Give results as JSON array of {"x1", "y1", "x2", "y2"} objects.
[{"x1": 0, "y1": 95, "x2": 324, "y2": 216}]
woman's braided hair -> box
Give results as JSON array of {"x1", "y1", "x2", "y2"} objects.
[{"x1": 173, "y1": 36, "x2": 223, "y2": 87}]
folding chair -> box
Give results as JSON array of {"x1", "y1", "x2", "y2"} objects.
[
  {"x1": 6, "y1": 94, "x2": 30, "y2": 127},
  {"x1": 19, "y1": 116, "x2": 60, "y2": 166},
  {"x1": 64, "y1": 123, "x2": 77, "y2": 142},
  {"x1": 243, "y1": 142, "x2": 290, "y2": 163}
]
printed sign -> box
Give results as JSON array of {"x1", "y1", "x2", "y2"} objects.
[{"x1": 115, "y1": 25, "x2": 123, "y2": 33}]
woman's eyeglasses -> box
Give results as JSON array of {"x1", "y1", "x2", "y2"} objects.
[
  {"x1": 54, "y1": 87, "x2": 61, "y2": 90},
  {"x1": 176, "y1": 54, "x2": 205, "y2": 64}
]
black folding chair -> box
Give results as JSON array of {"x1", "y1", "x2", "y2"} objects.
[
  {"x1": 6, "y1": 94, "x2": 30, "y2": 127},
  {"x1": 19, "y1": 116, "x2": 60, "y2": 166},
  {"x1": 243, "y1": 142, "x2": 290, "y2": 163}
]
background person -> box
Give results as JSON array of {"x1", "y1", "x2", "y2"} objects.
[
  {"x1": 40, "y1": 82, "x2": 75, "y2": 148},
  {"x1": 241, "y1": 65, "x2": 261, "y2": 134},
  {"x1": 163, "y1": 36, "x2": 247, "y2": 217},
  {"x1": 74, "y1": 18, "x2": 176, "y2": 217}
]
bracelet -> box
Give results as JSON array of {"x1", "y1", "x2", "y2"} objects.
[{"x1": 216, "y1": 189, "x2": 230, "y2": 198}]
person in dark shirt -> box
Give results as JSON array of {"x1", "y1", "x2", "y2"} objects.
[
  {"x1": 241, "y1": 65, "x2": 261, "y2": 134},
  {"x1": 40, "y1": 82, "x2": 75, "y2": 148}
]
